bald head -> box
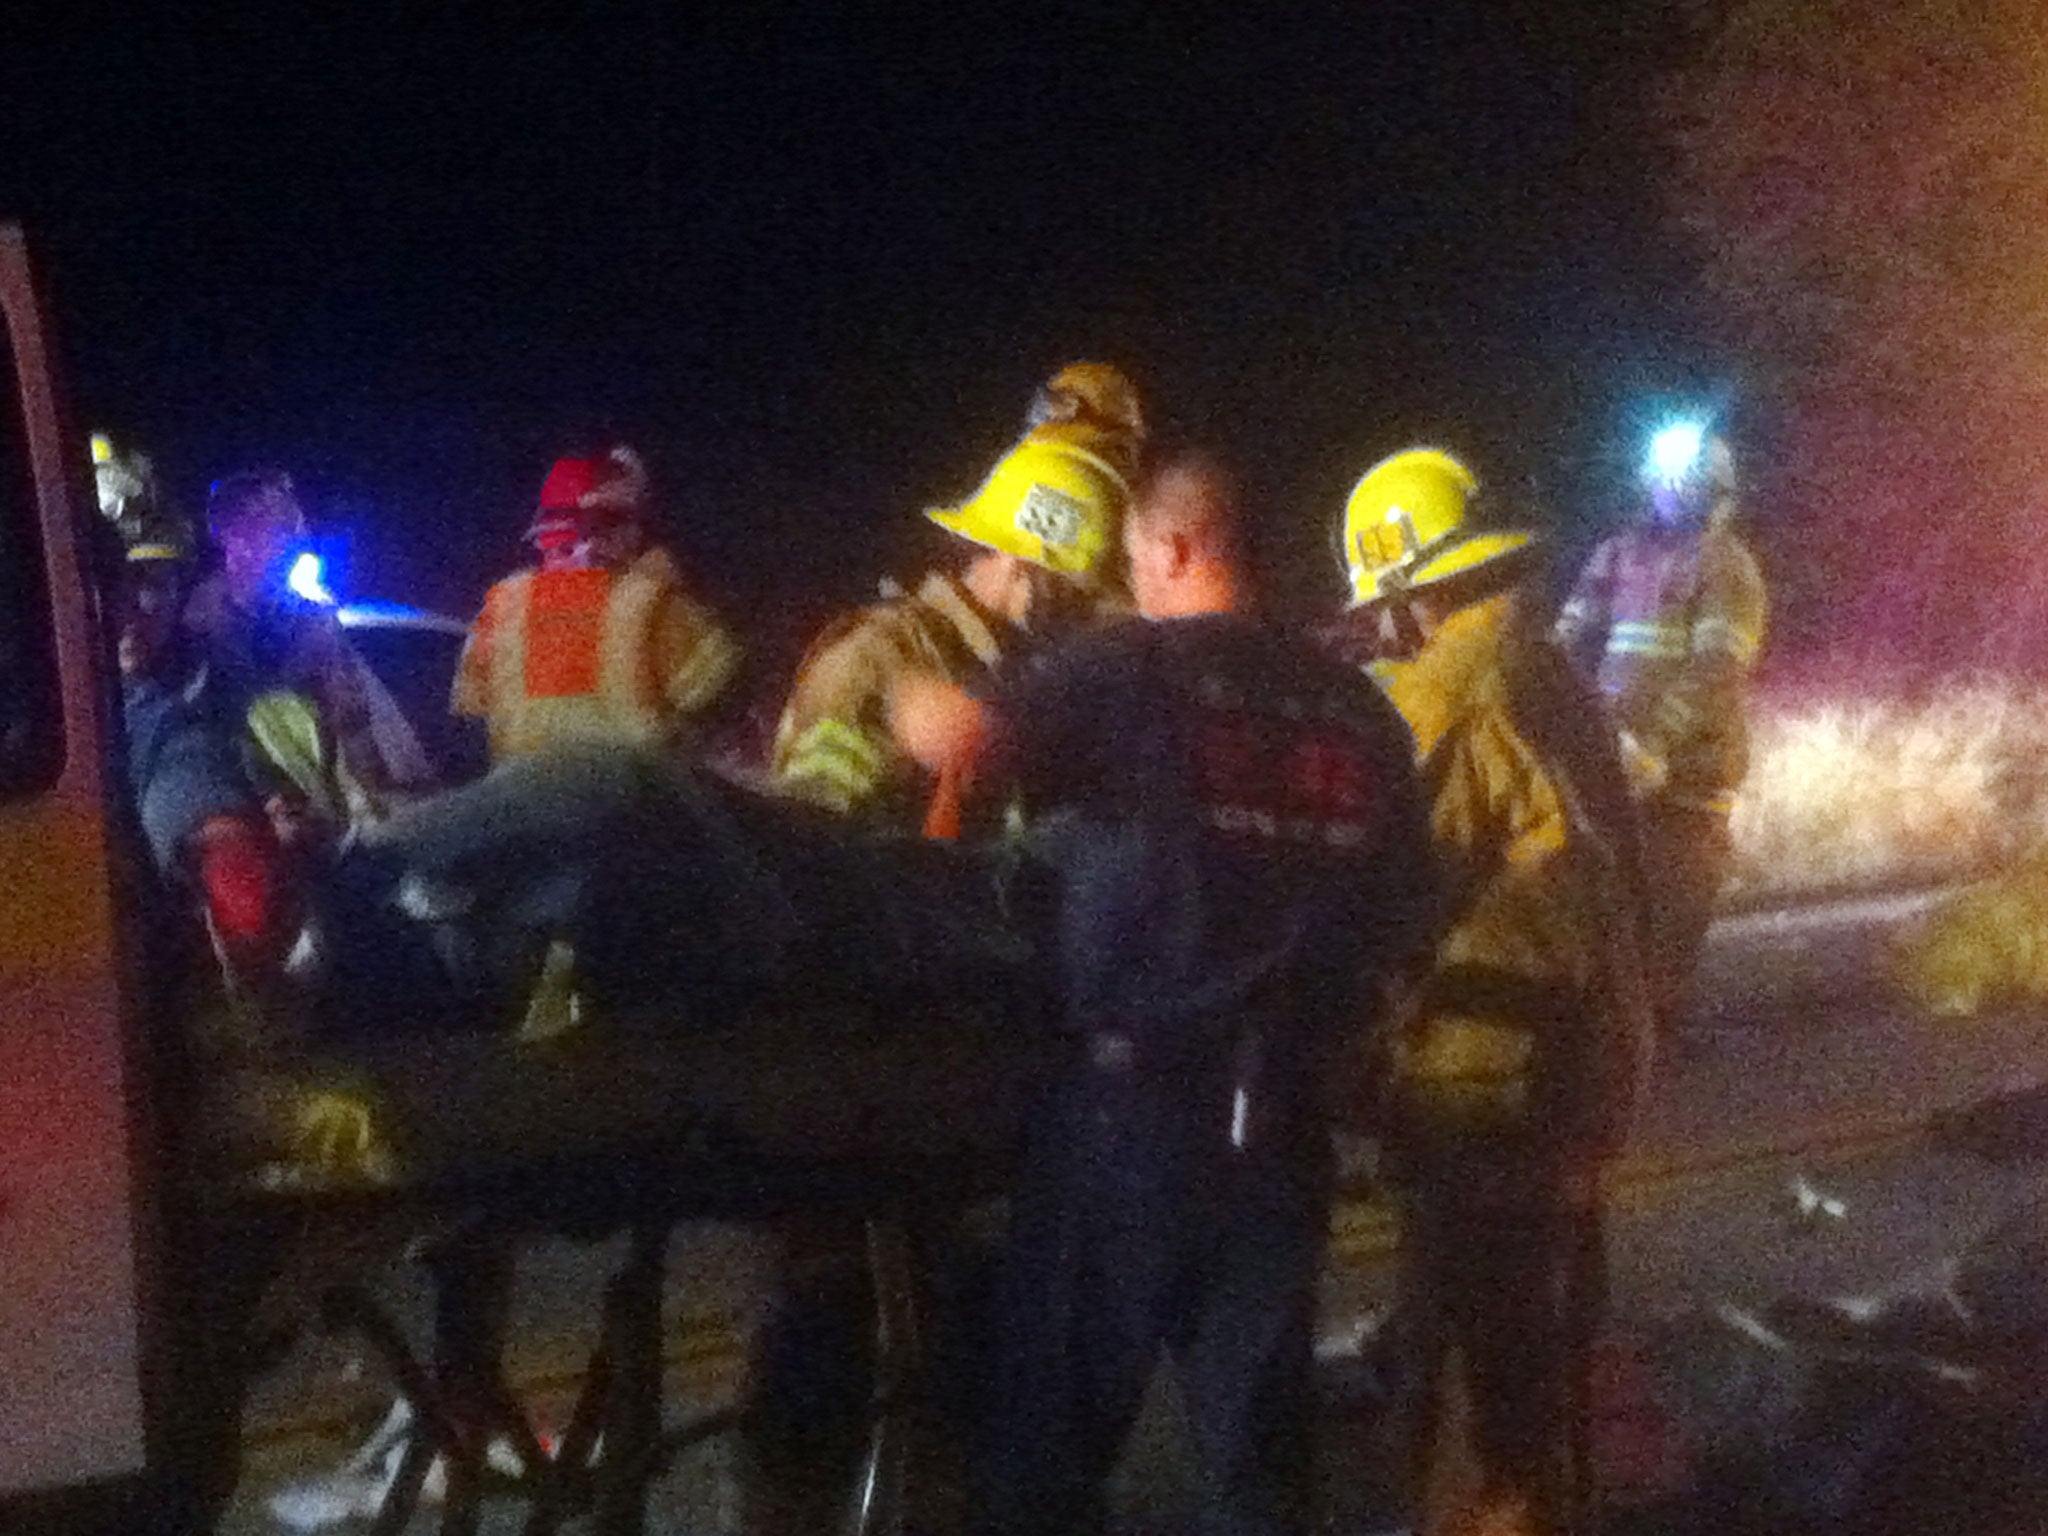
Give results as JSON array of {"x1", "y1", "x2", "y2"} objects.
[{"x1": 1124, "y1": 453, "x2": 1245, "y2": 619}]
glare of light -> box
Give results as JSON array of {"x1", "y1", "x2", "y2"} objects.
[
  {"x1": 90, "y1": 432, "x2": 113, "y2": 464},
  {"x1": 1646, "y1": 420, "x2": 1708, "y2": 486},
  {"x1": 287, "y1": 551, "x2": 335, "y2": 606}
]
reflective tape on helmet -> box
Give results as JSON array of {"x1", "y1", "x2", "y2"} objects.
[
  {"x1": 1555, "y1": 595, "x2": 1599, "y2": 631},
  {"x1": 1669, "y1": 789, "x2": 1739, "y2": 817}
]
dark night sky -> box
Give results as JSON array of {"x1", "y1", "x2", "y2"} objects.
[{"x1": 7, "y1": 0, "x2": 1714, "y2": 659}]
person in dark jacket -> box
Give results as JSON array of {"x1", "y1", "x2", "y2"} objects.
[
  {"x1": 904, "y1": 456, "x2": 1435, "y2": 1536},
  {"x1": 188, "y1": 468, "x2": 437, "y2": 839}
]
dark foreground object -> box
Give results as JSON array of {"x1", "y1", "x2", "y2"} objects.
[{"x1": 162, "y1": 771, "x2": 1057, "y2": 1536}]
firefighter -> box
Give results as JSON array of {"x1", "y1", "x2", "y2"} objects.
[
  {"x1": 747, "y1": 368, "x2": 1141, "y2": 1536},
  {"x1": 1340, "y1": 448, "x2": 1654, "y2": 1536},
  {"x1": 1554, "y1": 422, "x2": 1766, "y2": 1032},
  {"x1": 953, "y1": 455, "x2": 1432, "y2": 1536},
  {"x1": 772, "y1": 361, "x2": 1142, "y2": 831},
  {"x1": 92, "y1": 429, "x2": 168, "y2": 551},
  {"x1": 450, "y1": 445, "x2": 741, "y2": 764}
]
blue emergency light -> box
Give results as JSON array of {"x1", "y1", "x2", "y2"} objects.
[
  {"x1": 287, "y1": 550, "x2": 336, "y2": 606},
  {"x1": 1645, "y1": 420, "x2": 1708, "y2": 488}
]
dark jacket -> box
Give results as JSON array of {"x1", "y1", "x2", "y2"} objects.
[{"x1": 994, "y1": 613, "x2": 1436, "y2": 1059}]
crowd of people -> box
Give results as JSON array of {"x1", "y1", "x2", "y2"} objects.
[{"x1": 92, "y1": 359, "x2": 1765, "y2": 1536}]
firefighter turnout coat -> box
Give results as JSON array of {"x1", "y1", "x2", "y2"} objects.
[
  {"x1": 1555, "y1": 510, "x2": 1766, "y2": 818},
  {"x1": 1378, "y1": 592, "x2": 1654, "y2": 1154},
  {"x1": 451, "y1": 546, "x2": 740, "y2": 762},
  {"x1": 771, "y1": 570, "x2": 1008, "y2": 826}
]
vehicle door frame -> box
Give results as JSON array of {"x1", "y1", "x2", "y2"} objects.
[{"x1": 0, "y1": 223, "x2": 182, "y2": 1534}]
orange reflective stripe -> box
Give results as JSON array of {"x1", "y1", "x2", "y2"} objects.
[{"x1": 521, "y1": 568, "x2": 610, "y2": 700}]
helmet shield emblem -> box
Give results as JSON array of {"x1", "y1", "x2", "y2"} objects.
[{"x1": 1017, "y1": 483, "x2": 1086, "y2": 550}]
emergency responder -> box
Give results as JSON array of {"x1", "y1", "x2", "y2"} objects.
[
  {"x1": 377, "y1": 449, "x2": 741, "y2": 879},
  {"x1": 749, "y1": 365, "x2": 1142, "y2": 1536},
  {"x1": 932, "y1": 454, "x2": 1432, "y2": 1536},
  {"x1": 93, "y1": 429, "x2": 168, "y2": 551},
  {"x1": 1554, "y1": 422, "x2": 1766, "y2": 1032},
  {"x1": 191, "y1": 468, "x2": 437, "y2": 837},
  {"x1": 94, "y1": 446, "x2": 309, "y2": 1536},
  {"x1": 1338, "y1": 448, "x2": 1653, "y2": 1536},
  {"x1": 438, "y1": 443, "x2": 743, "y2": 1034},
  {"x1": 367, "y1": 445, "x2": 745, "y2": 1006},
  {"x1": 450, "y1": 444, "x2": 741, "y2": 764},
  {"x1": 772, "y1": 360, "x2": 1142, "y2": 830}
]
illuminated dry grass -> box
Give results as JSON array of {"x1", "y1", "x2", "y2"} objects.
[{"x1": 1729, "y1": 678, "x2": 2048, "y2": 901}]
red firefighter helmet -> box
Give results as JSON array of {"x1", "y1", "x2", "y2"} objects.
[{"x1": 526, "y1": 446, "x2": 651, "y2": 550}]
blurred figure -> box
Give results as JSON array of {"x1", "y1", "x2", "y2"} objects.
[
  {"x1": 956, "y1": 455, "x2": 1432, "y2": 1536},
  {"x1": 92, "y1": 429, "x2": 170, "y2": 551},
  {"x1": 1554, "y1": 422, "x2": 1766, "y2": 1031},
  {"x1": 1340, "y1": 448, "x2": 1654, "y2": 1536}
]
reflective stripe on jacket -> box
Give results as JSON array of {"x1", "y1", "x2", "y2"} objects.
[
  {"x1": 1379, "y1": 592, "x2": 1653, "y2": 1155},
  {"x1": 191, "y1": 581, "x2": 436, "y2": 823},
  {"x1": 452, "y1": 546, "x2": 739, "y2": 763},
  {"x1": 1555, "y1": 512, "x2": 1766, "y2": 811},
  {"x1": 771, "y1": 570, "x2": 1006, "y2": 826}
]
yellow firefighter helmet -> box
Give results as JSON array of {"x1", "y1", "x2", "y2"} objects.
[
  {"x1": 1027, "y1": 361, "x2": 1146, "y2": 443},
  {"x1": 1339, "y1": 447, "x2": 1528, "y2": 606},
  {"x1": 927, "y1": 433, "x2": 1129, "y2": 583},
  {"x1": 92, "y1": 431, "x2": 157, "y2": 523}
]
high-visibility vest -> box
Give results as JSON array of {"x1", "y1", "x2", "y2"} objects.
[{"x1": 453, "y1": 547, "x2": 738, "y2": 763}]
